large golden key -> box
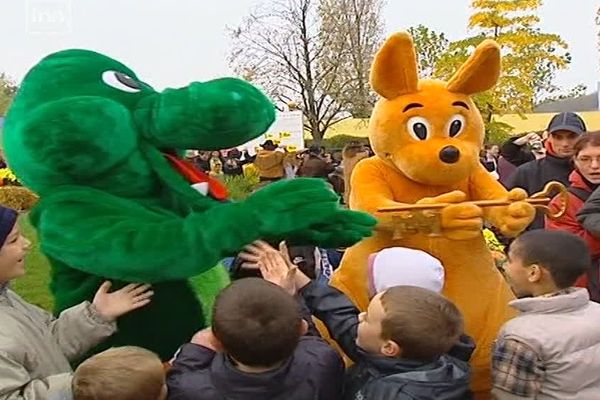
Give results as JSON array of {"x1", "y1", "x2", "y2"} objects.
[{"x1": 378, "y1": 181, "x2": 568, "y2": 239}]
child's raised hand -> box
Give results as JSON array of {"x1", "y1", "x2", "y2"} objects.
[
  {"x1": 92, "y1": 281, "x2": 153, "y2": 322},
  {"x1": 259, "y1": 248, "x2": 298, "y2": 295},
  {"x1": 238, "y1": 240, "x2": 275, "y2": 269},
  {"x1": 279, "y1": 242, "x2": 311, "y2": 290}
]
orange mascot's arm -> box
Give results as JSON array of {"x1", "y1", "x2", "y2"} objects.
[{"x1": 349, "y1": 158, "x2": 399, "y2": 214}]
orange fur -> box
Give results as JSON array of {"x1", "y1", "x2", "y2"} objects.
[{"x1": 330, "y1": 32, "x2": 535, "y2": 395}]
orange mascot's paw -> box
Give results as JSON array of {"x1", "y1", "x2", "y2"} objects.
[{"x1": 495, "y1": 188, "x2": 536, "y2": 237}]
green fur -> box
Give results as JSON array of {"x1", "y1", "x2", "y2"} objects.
[{"x1": 3, "y1": 49, "x2": 376, "y2": 360}]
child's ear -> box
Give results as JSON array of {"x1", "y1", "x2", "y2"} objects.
[
  {"x1": 447, "y1": 39, "x2": 501, "y2": 95},
  {"x1": 370, "y1": 32, "x2": 419, "y2": 100},
  {"x1": 300, "y1": 319, "x2": 309, "y2": 336},
  {"x1": 527, "y1": 264, "x2": 544, "y2": 284},
  {"x1": 381, "y1": 340, "x2": 401, "y2": 358}
]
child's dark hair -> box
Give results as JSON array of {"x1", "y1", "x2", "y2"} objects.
[
  {"x1": 380, "y1": 286, "x2": 463, "y2": 362},
  {"x1": 212, "y1": 278, "x2": 302, "y2": 367},
  {"x1": 510, "y1": 230, "x2": 590, "y2": 288}
]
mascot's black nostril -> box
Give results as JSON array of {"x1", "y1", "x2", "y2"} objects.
[{"x1": 439, "y1": 145, "x2": 460, "y2": 164}]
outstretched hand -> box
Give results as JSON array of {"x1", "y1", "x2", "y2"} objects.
[
  {"x1": 93, "y1": 282, "x2": 154, "y2": 322},
  {"x1": 238, "y1": 241, "x2": 309, "y2": 295}
]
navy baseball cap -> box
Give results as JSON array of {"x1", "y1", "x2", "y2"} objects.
[
  {"x1": 0, "y1": 206, "x2": 17, "y2": 247},
  {"x1": 547, "y1": 112, "x2": 587, "y2": 135}
]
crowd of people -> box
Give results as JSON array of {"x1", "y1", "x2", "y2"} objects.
[
  {"x1": 4, "y1": 110, "x2": 600, "y2": 399},
  {"x1": 185, "y1": 140, "x2": 373, "y2": 203}
]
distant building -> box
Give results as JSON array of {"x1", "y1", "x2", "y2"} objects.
[{"x1": 534, "y1": 83, "x2": 600, "y2": 113}]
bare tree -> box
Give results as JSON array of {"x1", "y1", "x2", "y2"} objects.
[
  {"x1": 318, "y1": 0, "x2": 385, "y2": 118},
  {"x1": 0, "y1": 73, "x2": 18, "y2": 116},
  {"x1": 229, "y1": 0, "x2": 351, "y2": 143}
]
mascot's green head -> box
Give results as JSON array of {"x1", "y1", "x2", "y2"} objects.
[{"x1": 3, "y1": 49, "x2": 275, "y2": 195}]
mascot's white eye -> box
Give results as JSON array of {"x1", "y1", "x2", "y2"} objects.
[
  {"x1": 406, "y1": 116, "x2": 430, "y2": 141},
  {"x1": 102, "y1": 71, "x2": 141, "y2": 93},
  {"x1": 448, "y1": 114, "x2": 466, "y2": 137}
]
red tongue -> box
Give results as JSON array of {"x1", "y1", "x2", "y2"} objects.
[{"x1": 164, "y1": 153, "x2": 228, "y2": 201}]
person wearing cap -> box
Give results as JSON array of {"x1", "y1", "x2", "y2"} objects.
[
  {"x1": 367, "y1": 247, "x2": 445, "y2": 297},
  {"x1": 507, "y1": 111, "x2": 587, "y2": 230},
  {"x1": 253, "y1": 140, "x2": 286, "y2": 183},
  {"x1": 0, "y1": 205, "x2": 154, "y2": 399}
]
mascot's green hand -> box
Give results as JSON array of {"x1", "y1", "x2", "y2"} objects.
[
  {"x1": 287, "y1": 209, "x2": 377, "y2": 247},
  {"x1": 135, "y1": 77, "x2": 275, "y2": 150},
  {"x1": 242, "y1": 178, "x2": 375, "y2": 242}
]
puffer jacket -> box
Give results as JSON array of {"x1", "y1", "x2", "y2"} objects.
[{"x1": 0, "y1": 283, "x2": 116, "y2": 399}]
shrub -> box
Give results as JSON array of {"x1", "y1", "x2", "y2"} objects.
[
  {"x1": 0, "y1": 186, "x2": 39, "y2": 211},
  {"x1": 224, "y1": 173, "x2": 259, "y2": 201}
]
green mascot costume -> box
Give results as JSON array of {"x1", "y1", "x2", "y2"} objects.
[{"x1": 3, "y1": 49, "x2": 375, "y2": 360}]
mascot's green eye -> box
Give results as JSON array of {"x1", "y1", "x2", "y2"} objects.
[
  {"x1": 448, "y1": 114, "x2": 466, "y2": 137},
  {"x1": 102, "y1": 70, "x2": 141, "y2": 93},
  {"x1": 406, "y1": 116, "x2": 430, "y2": 141}
]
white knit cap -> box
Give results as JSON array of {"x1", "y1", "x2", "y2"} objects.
[{"x1": 367, "y1": 247, "x2": 445, "y2": 297}]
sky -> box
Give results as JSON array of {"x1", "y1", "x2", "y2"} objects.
[{"x1": 0, "y1": 0, "x2": 598, "y2": 93}]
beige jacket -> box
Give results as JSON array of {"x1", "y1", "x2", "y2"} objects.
[
  {"x1": 254, "y1": 150, "x2": 285, "y2": 179},
  {"x1": 0, "y1": 283, "x2": 116, "y2": 399},
  {"x1": 493, "y1": 288, "x2": 600, "y2": 400},
  {"x1": 342, "y1": 151, "x2": 369, "y2": 204}
]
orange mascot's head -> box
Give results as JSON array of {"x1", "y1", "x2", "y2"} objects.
[{"x1": 369, "y1": 32, "x2": 500, "y2": 186}]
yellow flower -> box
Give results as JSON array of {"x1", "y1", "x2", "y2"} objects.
[
  {"x1": 483, "y1": 228, "x2": 505, "y2": 252},
  {"x1": 0, "y1": 168, "x2": 18, "y2": 183}
]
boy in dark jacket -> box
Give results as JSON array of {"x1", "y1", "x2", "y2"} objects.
[
  {"x1": 166, "y1": 278, "x2": 344, "y2": 400},
  {"x1": 242, "y1": 242, "x2": 473, "y2": 400}
]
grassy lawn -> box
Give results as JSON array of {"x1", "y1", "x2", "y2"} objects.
[{"x1": 12, "y1": 215, "x2": 53, "y2": 310}]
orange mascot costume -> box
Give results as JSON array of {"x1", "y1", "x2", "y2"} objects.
[{"x1": 329, "y1": 32, "x2": 536, "y2": 396}]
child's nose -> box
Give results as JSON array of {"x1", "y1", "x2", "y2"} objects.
[{"x1": 358, "y1": 312, "x2": 365, "y2": 322}]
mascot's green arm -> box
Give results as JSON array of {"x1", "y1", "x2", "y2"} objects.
[{"x1": 30, "y1": 191, "x2": 263, "y2": 283}]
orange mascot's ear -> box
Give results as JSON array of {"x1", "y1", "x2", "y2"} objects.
[
  {"x1": 447, "y1": 39, "x2": 501, "y2": 95},
  {"x1": 370, "y1": 32, "x2": 419, "y2": 99}
]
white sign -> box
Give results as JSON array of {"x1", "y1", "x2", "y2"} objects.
[{"x1": 240, "y1": 111, "x2": 304, "y2": 155}]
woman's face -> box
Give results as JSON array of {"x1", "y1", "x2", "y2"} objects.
[{"x1": 575, "y1": 145, "x2": 600, "y2": 184}]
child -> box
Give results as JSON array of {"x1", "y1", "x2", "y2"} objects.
[
  {"x1": 167, "y1": 278, "x2": 345, "y2": 399},
  {"x1": 72, "y1": 346, "x2": 166, "y2": 400},
  {"x1": 244, "y1": 242, "x2": 472, "y2": 399},
  {"x1": 493, "y1": 230, "x2": 600, "y2": 399},
  {"x1": 0, "y1": 205, "x2": 154, "y2": 399}
]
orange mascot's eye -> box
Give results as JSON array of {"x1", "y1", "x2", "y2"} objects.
[
  {"x1": 406, "y1": 116, "x2": 430, "y2": 141},
  {"x1": 448, "y1": 114, "x2": 466, "y2": 137}
]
